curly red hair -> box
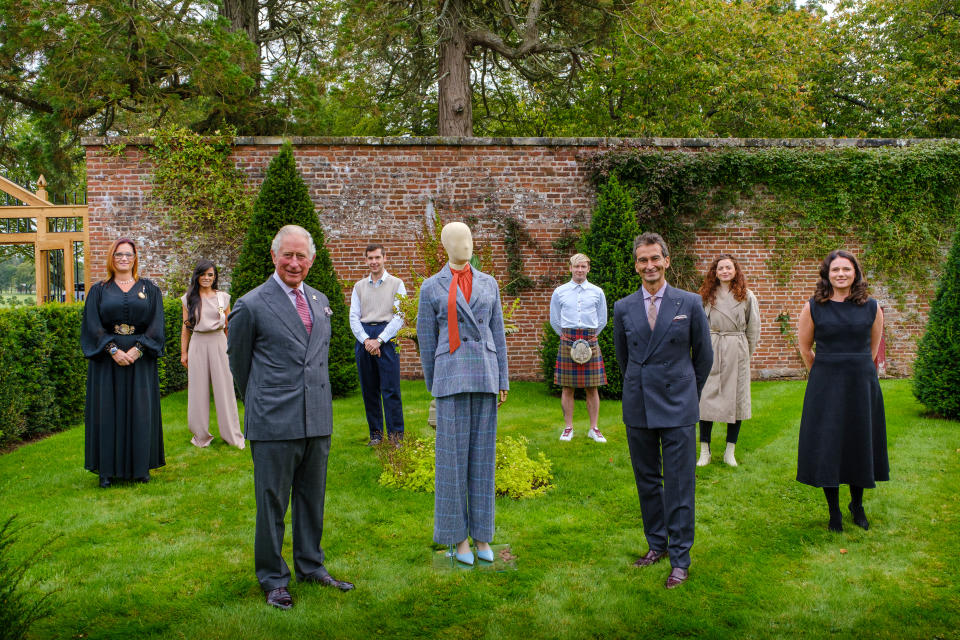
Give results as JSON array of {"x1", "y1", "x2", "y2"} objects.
[{"x1": 699, "y1": 254, "x2": 748, "y2": 306}]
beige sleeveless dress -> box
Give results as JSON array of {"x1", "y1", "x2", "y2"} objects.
[{"x1": 181, "y1": 292, "x2": 244, "y2": 449}]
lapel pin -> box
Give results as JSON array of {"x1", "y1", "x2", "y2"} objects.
[
  {"x1": 324, "y1": 306, "x2": 333, "y2": 316},
  {"x1": 312, "y1": 294, "x2": 318, "y2": 301}
]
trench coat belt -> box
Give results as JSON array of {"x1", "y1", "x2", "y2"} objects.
[{"x1": 709, "y1": 330, "x2": 746, "y2": 396}]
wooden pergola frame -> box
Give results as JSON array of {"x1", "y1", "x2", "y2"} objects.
[{"x1": 0, "y1": 174, "x2": 90, "y2": 304}]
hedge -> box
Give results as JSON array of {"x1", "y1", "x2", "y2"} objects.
[{"x1": 0, "y1": 298, "x2": 188, "y2": 449}]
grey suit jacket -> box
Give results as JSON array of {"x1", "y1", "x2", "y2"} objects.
[
  {"x1": 227, "y1": 277, "x2": 333, "y2": 441},
  {"x1": 417, "y1": 264, "x2": 509, "y2": 398},
  {"x1": 613, "y1": 284, "x2": 713, "y2": 429}
]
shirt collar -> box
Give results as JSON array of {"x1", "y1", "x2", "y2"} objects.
[
  {"x1": 569, "y1": 278, "x2": 589, "y2": 288},
  {"x1": 272, "y1": 271, "x2": 305, "y2": 296},
  {"x1": 366, "y1": 269, "x2": 390, "y2": 285},
  {"x1": 643, "y1": 282, "x2": 667, "y2": 301}
]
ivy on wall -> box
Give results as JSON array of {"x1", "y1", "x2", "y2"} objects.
[{"x1": 590, "y1": 143, "x2": 960, "y2": 299}]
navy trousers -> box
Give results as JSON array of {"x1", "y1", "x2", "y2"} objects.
[
  {"x1": 626, "y1": 425, "x2": 696, "y2": 569},
  {"x1": 355, "y1": 322, "x2": 404, "y2": 437}
]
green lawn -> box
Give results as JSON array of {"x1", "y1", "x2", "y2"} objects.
[{"x1": 1, "y1": 379, "x2": 958, "y2": 640}]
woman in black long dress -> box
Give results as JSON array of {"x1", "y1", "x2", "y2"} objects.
[
  {"x1": 797, "y1": 250, "x2": 888, "y2": 531},
  {"x1": 81, "y1": 238, "x2": 165, "y2": 487}
]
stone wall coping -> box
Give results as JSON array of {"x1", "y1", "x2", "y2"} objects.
[{"x1": 81, "y1": 136, "x2": 959, "y2": 148}]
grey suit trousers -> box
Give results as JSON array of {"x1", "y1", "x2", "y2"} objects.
[
  {"x1": 433, "y1": 393, "x2": 497, "y2": 545},
  {"x1": 626, "y1": 425, "x2": 696, "y2": 569},
  {"x1": 251, "y1": 436, "x2": 330, "y2": 590}
]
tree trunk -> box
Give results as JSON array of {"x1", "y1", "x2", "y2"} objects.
[
  {"x1": 219, "y1": 0, "x2": 260, "y2": 52},
  {"x1": 437, "y1": 0, "x2": 473, "y2": 137}
]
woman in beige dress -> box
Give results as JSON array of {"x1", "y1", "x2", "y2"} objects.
[
  {"x1": 696, "y1": 255, "x2": 760, "y2": 467},
  {"x1": 180, "y1": 260, "x2": 244, "y2": 449}
]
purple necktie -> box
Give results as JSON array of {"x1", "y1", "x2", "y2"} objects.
[{"x1": 294, "y1": 289, "x2": 313, "y2": 334}]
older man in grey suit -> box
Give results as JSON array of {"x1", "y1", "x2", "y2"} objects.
[
  {"x1": 228, "y1": 225, "x2": 354, "y2": 610},
  {"x1": 613, "y1": 232, "x2": 713, "y2": 589}
]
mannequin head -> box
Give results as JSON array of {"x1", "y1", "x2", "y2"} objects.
[{"x1": 440, "y1": 222, "x2": 473, "y2": 268}]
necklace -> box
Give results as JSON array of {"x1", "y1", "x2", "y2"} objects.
[{"x1": 115, "y1": 278, "x2": 135, "y2": 285}]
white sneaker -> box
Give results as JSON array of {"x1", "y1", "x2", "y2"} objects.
[
  {"x1": 559, "y1": 426, "x2": 574, "y2": 441},
  {"x1": 587, "y1": 427, "x2": 607, "y2": 443}
]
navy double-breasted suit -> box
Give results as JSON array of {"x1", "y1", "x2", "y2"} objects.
[{"x1": 613, "y1": 283, "x2": 713, "y2": 569}]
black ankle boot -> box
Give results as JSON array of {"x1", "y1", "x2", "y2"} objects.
[
  {"x1": 828, "y1": 512, "x2": 843, "y2": 532},
  {"x1": 848, "y1": 502, "x2": 869, "y2": 530}
]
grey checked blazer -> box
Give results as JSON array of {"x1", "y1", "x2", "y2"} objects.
[
  {"x1": 417, "y1": 265, "x2": 509, "y2": 397},
  {"x1": 227, "y1": 277, "x2": 334, "y2": 440}
]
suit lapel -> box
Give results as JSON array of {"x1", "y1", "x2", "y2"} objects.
[
  {"x1": 263, "y1": 277, "x2": 309, "y2": 346},
  {"x1": 644, "y1": 284, "x2": 679, "y2": 361}
]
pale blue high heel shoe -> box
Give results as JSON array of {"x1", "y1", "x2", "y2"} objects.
[
  {"x1": 476, "y1": 547, "x2": 494, "y2": 563},
  {"x1": 452, "y1": 545, "x2": 475, "y2": 566}
]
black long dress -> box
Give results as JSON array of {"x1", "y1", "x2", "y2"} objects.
[
  {"x1": 81, "y1": 279, "x2": 165, "y2": 481},
  {"x1": 797, "y1": 297, "x2": 889, "y2": 488}
]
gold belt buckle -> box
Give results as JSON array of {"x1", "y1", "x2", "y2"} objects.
[{"x1": 114, "y1": 323, "x2": 135, "y2": 335}]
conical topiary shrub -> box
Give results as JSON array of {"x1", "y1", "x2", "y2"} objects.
[
  {"x1": 539, "y1": 174, "x2": 640, "y2": 398},
  {"x1": 230, "y1": 142, "x2": 357, "y2": 397},
  {"x1": 913, "y1": 229, "x2": 960, "y2": 419}
]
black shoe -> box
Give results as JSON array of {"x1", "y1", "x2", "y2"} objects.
[
  {"x1": 134, "y1": 475, "x2": 150, "y2": 484},
  {"x1": 367, "y1": 433, "x2": 383, "y2": 446},
  {"x1": 828, "y1": 512, "x2": 844, "y2": 532},
  {"x1": 265, "y1": 586, "x2": 293, "y2": 610},
  {"x1": 848, "y1": 502, "x2": 869, "y2": 530},
  {"x1": 304, "y1": 574, "x2": 355, "y2": 592},
  {"x1": 99, "y1": 477, "x2": 111, "y2": 488}
]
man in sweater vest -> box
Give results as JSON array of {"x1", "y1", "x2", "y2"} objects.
[{"x1": 349, "y1": 243, "x2": 407, "y2": 445}]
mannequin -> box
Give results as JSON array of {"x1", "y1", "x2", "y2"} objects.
[{"x1": 417, "y1": 222, "x2": 509, "y2": 565}]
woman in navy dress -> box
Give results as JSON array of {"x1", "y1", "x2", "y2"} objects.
[
  {"x1": 796, "y1": 250, "x2": 888, "y2": 531},
  {"x1": 81, "y1": 238, "x2": 165, "y2": 487}
]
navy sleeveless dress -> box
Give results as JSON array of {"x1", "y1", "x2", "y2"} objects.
[{"x1": 797, "y1": 298, "x2": 889, "y2": 488}]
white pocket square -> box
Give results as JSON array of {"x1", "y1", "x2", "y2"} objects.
[{"x1": 673, "y1": 314, "x2": 688, "y2": 320}]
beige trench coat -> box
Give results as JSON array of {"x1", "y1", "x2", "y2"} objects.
[{"x1": 698, "y1": 287, "x2": 760, "y2": 423}]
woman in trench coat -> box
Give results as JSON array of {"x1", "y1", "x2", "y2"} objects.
[{"x1": 696, "y1": 254, "x2": 760, "y2": 467}]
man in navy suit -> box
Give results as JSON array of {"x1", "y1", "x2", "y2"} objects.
[{"x1": 613, "y1": 232, "x2": 713, "y2": 589}]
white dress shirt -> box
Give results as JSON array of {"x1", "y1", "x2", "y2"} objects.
[
  {"x1": 349, "y1": 269, "x2": 407, "y2": 343},
  {"x1": 550, "y1": 279, "x2": 607, "y2": 335}
]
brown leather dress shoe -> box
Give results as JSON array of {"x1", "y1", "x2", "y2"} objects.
[
  {"x1": 305, "y1": 574, "x2": 355, "y2": 592},
  {"x1": 633, "y1": 549, "x2": 668, "y2": 567},
  {"x1": 265, "y1": 587, "x2": 293, "y2": 610},
  {"x1": 665, "y1": 567, "x2": 689, "y2": 589}
]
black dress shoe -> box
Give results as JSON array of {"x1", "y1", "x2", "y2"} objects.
[
  {"x1": 265, "y1": 587, "x2": 293, "y2": 610},
  {"x1": 633, "y1": 549, "x2": 668, "y2": 567},
  {"x1": 848, "y1": 502, "x2": 869, "y2": 530},
  {"x1": 305, "y1": 574, "x2": 355, "y2": 591},
  {"x1": 99, "y1": 477, "x2": 111, "y2": 488},
  {"x1": 665, "y1": 567, "x2": 689, "y2": 589},
  {"x1": 134, "y1": 476, "x2": 150, "y2": 484}
]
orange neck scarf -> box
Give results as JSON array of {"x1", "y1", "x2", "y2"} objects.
[{"x1": 447, "y1": 264, "x2": 473, "y2": 354}]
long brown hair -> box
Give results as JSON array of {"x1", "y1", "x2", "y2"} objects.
[
  {"x1": 105, "y1": 238, "x2": 139, "y2": 281},
  {"x1": 699, "y1": 254, "x2": 748, "y2": 306},
  {"x1": 813, "y1": 250, "x2": 869, "y2": 305}
]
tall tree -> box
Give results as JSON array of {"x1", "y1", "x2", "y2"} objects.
[{"x1": 334, "y1": 0, "x2": 628, "y2": 136}]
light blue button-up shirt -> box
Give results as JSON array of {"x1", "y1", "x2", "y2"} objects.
[
  {"x1": 550, "y1": 279, "x2": 607, "y2": 335},
  {"x1": 349, "y1": 270, "x2": 407, "y2": 343}
]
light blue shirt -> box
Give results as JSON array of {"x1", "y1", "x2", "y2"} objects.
[
  {"x1": 272, "y1": 272, "x2": 314, "y2": 323},
  {"x1": 349, "y1": 270, "x2": 407, "y2": 343},
  {"x1": 550, "y1": 279, "x2": 607, "y2": 335}
]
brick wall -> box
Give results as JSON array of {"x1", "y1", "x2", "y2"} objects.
[{"x1": 82, "y1": 137, "x2": 936, "y2": 381}]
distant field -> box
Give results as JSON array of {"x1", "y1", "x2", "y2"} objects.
[{"x1": 0, "y1": 292, "x2": 35, "y2": 307}]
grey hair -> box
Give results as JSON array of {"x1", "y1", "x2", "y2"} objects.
[
  {"x1": 633, "y1": 232, "x2": 669, "y2": 258},
  {"x1": 272, "y1": 225, "x2": 316, "y2": 259}
]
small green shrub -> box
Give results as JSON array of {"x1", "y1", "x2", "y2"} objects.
[
  {"x1": 0, "y1": 516, "x2": 55, "y2": 640},
  {"x1": 913, "y1": 229, "x2": 960, "y2": 419},
  {"x1": 376, "y1": 435, "x2": 553, "y2": 499}
]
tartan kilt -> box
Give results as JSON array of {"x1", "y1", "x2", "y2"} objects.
[{"x1": 554, "y1": 328, "x2": 607, "y2": 388}]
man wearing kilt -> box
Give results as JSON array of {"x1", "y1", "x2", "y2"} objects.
[{"x1": 550, "y1": 253, "x2": 608, "y2": 442}]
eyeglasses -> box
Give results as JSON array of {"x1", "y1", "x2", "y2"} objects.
[{"x1": 114, "y1": 252, "x2": 134, "y2": 259}]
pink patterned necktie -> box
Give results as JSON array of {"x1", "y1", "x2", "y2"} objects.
[{"x1": 294, "y1": 288, "x2": 313, "y2": 334}]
